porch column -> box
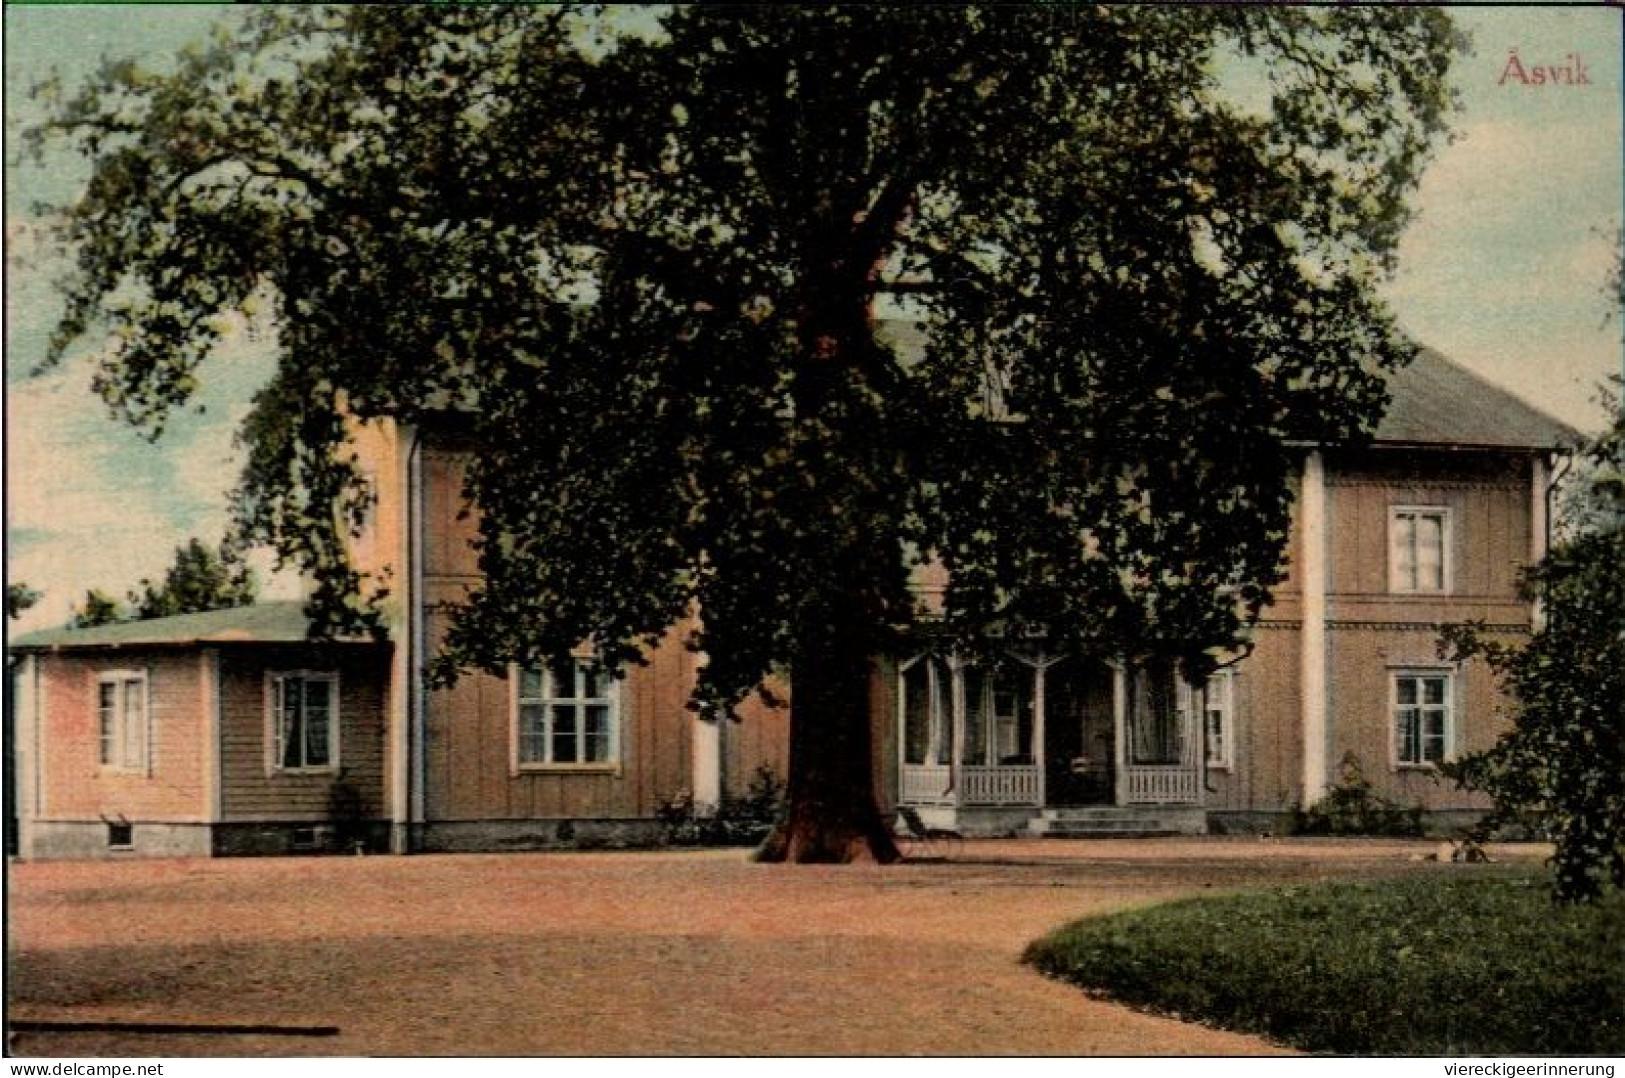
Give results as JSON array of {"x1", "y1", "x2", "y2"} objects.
[
  {"x1": 1112, "y1": 663, "x2": 1128, "y2": 806},
  {"x1": 1032, "y1": 660, "x2": 1048, "y2": 807},
  {"x1": 1300, "y1": 449, "x2": 1330, "y2": 806},
  {"x1": 895, "y1": 657, "x2": 912, "y2": 803},
  {"x1": 948, "y1": 654, "x2": 967, "y2": 805}
]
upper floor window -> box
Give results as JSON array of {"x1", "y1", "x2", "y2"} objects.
[
  {"x1": 1179, "y1": 670, "x2": 1236, "y2": 770},
  {"x1": 513, "y1": 659, "x2": 620, "y2": 770},
  {"x1": 1393, "y1": 670, "x2": 1453, "y2": 767},
  {"x1": 97, "y1": 670, "x2": 149, "y2": 773},
  {"x1": 269, "y1": 672, "x2": 339, "y2": 772},
  {"x1": 1390, "y1": 507, "x2": 1451, "y2": 594}
]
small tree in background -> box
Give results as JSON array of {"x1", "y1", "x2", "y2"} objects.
[
  {"x1": 69, "y1": 588, "x2": 125, "y2": 628},
  {"x1": 5, "y1": 584, "x2": 41, "y2": 621},
  {"x1": 129, "y1": 537, "x2": 257, "y2": 620}
]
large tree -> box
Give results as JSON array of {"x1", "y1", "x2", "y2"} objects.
[{"x1": 33, "y1": 6, "x2": 1459, "y2": 861}]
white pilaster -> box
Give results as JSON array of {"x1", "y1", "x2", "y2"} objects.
[
  {"x1": 201, "y1": 649, "x2": 222, "y2": 823},
  {"x1": 390, "y1": 423, "x2": 418, "y2": 854},
  {"x1": 1531, "y1": 455, "x2": 1550, "y2": 630},
  {"x1": 691, "y1": 712, "x2": 722, "y2": 814},
  {"x1": 16, "y1": 655, "x2": 39, "y2": 859},
  {"x1": 1300, "y1": 450, "x2": 1329, "y2": 806}
]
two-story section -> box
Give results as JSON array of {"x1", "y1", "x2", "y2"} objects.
[
  {"x1": 1194, "y1": 349, "x2": 1572, "y2": 834},
  {"x1": 347, "y1": 415, "x2": 792, "y2": 854},
  {"x1": 881, "y1": 348, "x2": 1575, "y2": 837}
]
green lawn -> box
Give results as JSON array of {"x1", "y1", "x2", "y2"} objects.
[{"x1": 1023, "y1": 870, "x2": 1625, "y2": 1055}]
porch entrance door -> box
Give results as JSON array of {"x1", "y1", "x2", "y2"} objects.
[{"x1": 1043, "y1": 658, "x2": 1116, "y2": 805}]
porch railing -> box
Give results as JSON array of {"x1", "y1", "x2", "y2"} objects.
[
  {"x1": 1125, "y1": 764, "x2": 1201, "y2": 804},
  {"x1": 900, "y1": 763, "x2": 1042, "y2": 806},
  {"x1": 961, "y1": 765, "x2": 1040, "y2": 805},
  {"x1": 899, "y1": 764, "x2": 954, "y2": 805}
]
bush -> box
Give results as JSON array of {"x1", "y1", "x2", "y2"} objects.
[
  {"x1": 659, "y1": 766, "x2": 786, "y2": 847},
  {"x1": 1292, "y1": 754, "x2": 1423, "y2": 837},
  {"x1": 1025, "y1": 872, "x2": 1625, "y2": 1055}
]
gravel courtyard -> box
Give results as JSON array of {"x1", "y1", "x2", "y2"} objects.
[{"x1": 6, "y1": 837, "x2": 1541, "y2": 1057}]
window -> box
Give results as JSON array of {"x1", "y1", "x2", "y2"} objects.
[
  {"x1": 96, "y1": 670, "x2": 149, "y2": 773},
  {"x1": 514, "y1": 660, "x2": 620, "y2": 769},
  {"x1": 1179, "y1": 670, "x2": 1236, "y2": 769},
  {"x1": 1129, "y1": 660, "x2": 1182, "y2": 766},
  {"x1": 1393, "y1": 671, "x2": 1453, "y2": 767},
  {"x1": 1390, "y1": 507, "x2": 1451, "y2": 593},
  {"x1": 269, "y1": 672, "x2": 339, "y2": 772}
]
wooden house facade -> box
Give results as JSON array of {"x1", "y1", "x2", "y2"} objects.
[
  {"x1": 9, "y1": 345, "x2": 1575, "y2": 857},
  {"x1": 12, "y1": 604, "x2": 391, "y2": 859}
]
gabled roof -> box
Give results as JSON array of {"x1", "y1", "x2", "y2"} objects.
[
  {"x1": 874, "y1": 320, "x2": 1577, "y2": 451},
  {"x1": 1374, "y1": 347, "x2": 1579, "y2": 450},
  {"x1": 9, "y1": 602, "x2": 385, "y2": 652}
]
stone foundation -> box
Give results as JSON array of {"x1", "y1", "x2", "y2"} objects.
[
  {"x1": 414, "y1": 818, "x2": 669, "y2": 853},
  {"x1": 23, "y1": 820, "x2": 213, "y2": 860}
]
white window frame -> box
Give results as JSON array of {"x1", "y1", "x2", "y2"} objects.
[
  {"x1": 1178, "y1": 670, "x2": 1237, "y2": 771},
  {"x1": 266, "y1": 671, "x2": 341, "y2": 775},
  {"x1": 96, "y1": 669, "x2": 150, "y2": 774},
  {"x1": 510, "y1": 659, "x2": 622, "y2": 773},
  {"x1": 1389, "y1": 506, "x2": 1452, "y2": 595},
  {"x1": 1391, "y1": 668, "x2": 1455, "y2": 769}
]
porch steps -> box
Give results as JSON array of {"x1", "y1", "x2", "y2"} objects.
[{"x1": 1026, "y1": 806, "x2": 1207, "y2": 838}]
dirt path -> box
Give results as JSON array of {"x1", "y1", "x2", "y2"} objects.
[{"x1": 6, "y1": 838, "x2": 1541, "y2": 1056}]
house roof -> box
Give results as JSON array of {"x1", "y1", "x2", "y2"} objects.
[
  {"x1": 1373, "y1": 347, "x2": 1579, "y2": 450},
  {"x1": 8, "y1": 602, "x2": 385, "y2": 652},
  {"x1": 872, "y1": 321, "x2": 1577, "y2": 451}
]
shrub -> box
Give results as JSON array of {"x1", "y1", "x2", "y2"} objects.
[
  {"x1": 1292, "y1": 754, "x2": 1423, "y2": 837},
  {"x1": 660, "y1": 766, "x2": 786, "y2": 847}
]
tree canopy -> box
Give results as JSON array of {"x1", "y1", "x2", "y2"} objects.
[{"x1": 33, "y1": 5, "x2": 1461, "y2": 860}]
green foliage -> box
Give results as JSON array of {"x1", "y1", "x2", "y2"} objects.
[
  {"x1": 6, "y1": 583, "x2": 41, "y2": 621},
  {"x1": 128, "y1": 537, "x2": 257, "y2": 620},
  {"x1": 1025, "y1": 873, "x2": 1625, "y2": 1055},
  {"x1": 1440, "y1": 404, "x2": 1625, "y2": 902},
  {"x1": 1293, "y1": 753, "x2": 1423, "y2": 837},
  {"x1": 660, "y1": 765, "x2": 787, "y2": 847},
  {"x1": 69, "y1": 588, "x2": 125, "y2": 628},
  {"x1": 31, "y1": 7, "x2": 1461, "y2": 854}
]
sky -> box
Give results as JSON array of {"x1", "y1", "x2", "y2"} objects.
[{"x1": 4, "y1": 5, "x2": 1623, "y2": 635}]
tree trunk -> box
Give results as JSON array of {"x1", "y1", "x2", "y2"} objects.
[
  {"x1": 756, "y1": 592, "x2": 902, "y2": 864},
  {"x1": 752, "y1": 264, "x2": 905, "y2": 865}
]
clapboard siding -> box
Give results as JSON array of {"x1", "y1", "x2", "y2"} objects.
[
  {"x1": 1202, "y1": 627, "x2": 1304, "y2": 815},
  {"x1": 37, "y1": 650, "x2": 207, "y2": 823},
  {"x1": 421, "y1": 605, "x2": 698, "y2": 821},
  {"x1": 218, "y1": 644, "x2": 390, "y2": 822},
  {"x1": 1324, "y1": 626, "x2": 1509, "y2": 811},
  {"x1": 723, "y1": 685, "x2": 791, "y2": 799}
]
